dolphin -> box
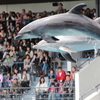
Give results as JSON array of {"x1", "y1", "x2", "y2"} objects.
[
  {"x1": 15, "y1": 3, "x2": 100, "y2": 42},
  {"x1": 32, "y1": 36, "x2": 100, "y2": 63}
]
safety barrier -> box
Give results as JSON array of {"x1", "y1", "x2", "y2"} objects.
[{"x1": 0, "y1": 86, "x2": 75, "y2": 100}]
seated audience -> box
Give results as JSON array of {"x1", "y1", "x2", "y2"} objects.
[
  {"x1": 10, "y1": 78, "x2": 21, "y2": 94},
  {"x1": 5, "y1": 73, "x2": 12, "y2": 88},
  {"x1": 56, "y1": 80, "x2": 64, "y2": 100},
  {"x1": 9, "y1": 46, "x2": 17, "y2": 61},
  {"x1": 48, "y1": 69, "x2": 56, "y2": 87},
  {"x1": 41, "y1": 52, "x2": 51, "y2": 76},
  {"x1": 24, "y1": 54, "x2": 31, "y2": 70},
  {"x1": 13, "y1": 69, "x2": 21, "y2": 83},
  {"x1": 36, "y1": 77, "x2": 48, "y2": 98},
  {"x1": 57, "y1": 67, "x2": 66, "y2": 82},
  {"x1": 25, "y1": 47, "x2": 33, "y2": 58},
  {"x1": 3, "y1": 54, "x2": 14, "y2": 74},
  {"x1": 71, "y1": 67, "x2": 77, "y2": 81},
  {"x1": 48, "y1": 83, "x2": 56, "y2": 100},
  {"x1": 30, "y1": 54, "x2": 39, "y2": 72},
  {"x1": 16, "y1": 46, "x2": 25, "y2": 71},
  {"x1": 21, "y1": 70, "x2": 30, "y2": 87},
  {"x1": 63, "y1": 75, "x2": 75, "y2": 97}
]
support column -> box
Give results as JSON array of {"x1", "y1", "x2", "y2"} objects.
[{"x1": 96, "y1": 0, "x2": 100, "y2": 17}]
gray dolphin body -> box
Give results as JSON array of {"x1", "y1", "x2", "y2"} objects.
[
  {"x1": 15, "y1": 3, "x2": 100, "y2": 42},
  {"x1": 33, "y1": 36, "x2": 100, "y2": 63}
]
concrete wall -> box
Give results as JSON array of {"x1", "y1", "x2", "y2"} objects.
[
  {"x1": 0, "y1": 0, "x2": 95, "y2": 13},
  {"x1": 75, "y1": 57, "x2": 100, "y2": 100}
]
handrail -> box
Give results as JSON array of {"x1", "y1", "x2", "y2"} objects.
[
  {"x1": 79, "y1": 84, "x2": 100, "y2": 100},
  {"x1": 76, "y1": 57, "x2": 94, "y2": 71}
]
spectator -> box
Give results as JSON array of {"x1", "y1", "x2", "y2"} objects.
[
  {"x1": 15, "y1": 26, "x2": 20, "y2": 34},
  {"x1": 0, "y1": 43, "x2": 5, "y2": 60},
  {"x1": 30, "y1": 54, "x2": 39, "y2": 72},
  {"x1": 16, "y1": 46, "x2": 25, "y2": 71},
  {"x1": 35, "y1": 49, "x2": 43, "y2": 62},
  {"x1": 22, "y1": 39, "x2": 29, "y2": 51},
  {"x1": 63, "y1": 75, "x2": 75, "y2": 97},
  {"x1": 71, "y1": 67, "x2": 77, "y2": 81},
  {"x1": 41, "y1": 52, "x2": 51, "y2": 76},
  {"x1": 85, "y1": 8, "x2": 94, "y2": 19},
  {"x1": 6, "y1": 28, "x2": 13, "y2": 43},
  {"x1": 15, "y1": 12, "x2": 22, "y2": 24},
  {"x1": 3, "y1": 54, "x2": 14, "y2": 74},
  {"x1": 36, "y1": 77, "x2": 48, "y2": 97},
  {"x1": 6, "y1": 12, "x2": 15, "y2": 26},
  {"x1": 50, "y1": 11, "x2": 55, "y2": 15},
  {"x1": 48, "y1": 83, "x2": 56, "y2": 100},
  {"x1": 13, "y1": 69, "x2": 21, "y2": 83},
  {"x1": 43, "y1": 11, "x2": 47, "y2": 17},
  {"x1": 21, "y1": 9, "x2": 27, "y2": 25},
  {"x1": 5, "y1": 73, "x2": 12, "y2": 88},
  {"x1": 7, "y1": 22, "x2": 15, "y2": 33},
  {"x1": 9, "y1": 46, "x2": 17, "y2": 61},
  {"x1": 57, "y1": 67, "x2": 66, "y2": 82},
  {"x1": 24, "y1": 54, "x2": 31, "y2": 70},
  {"x1": 56, "y1": 80, "x2": 64, "y2": 100},
  {"x1": 66, "y1": 71, "x2": 73, "y2": 80},
  {"x1": 11, "y1": 33, "x2": 18, "y2": 48},
  {"x1": 21, "y1": 70, "x2": 30, "y2": 87},
  {"x1": 10, "y1": 78, "x2": 21, "y2": 94},
  {"x1": 32, "y1": 13, "x2": 36, "y2": 21},
  {"x1": 30, "y1": 41, "x2": 35, "y2": 49},
  {"x1": 0, "y1": 23, "x2": 4, "y2": 30},
  {"x1": 0, "y1": 29, "x2": 6, "y2": 38},
  {"x1": 0, "y1": 70, "x2": 3, "y2": 88},
  {"x1": 0, "y1": 14, "x2": 5, "y2": 21},
  {"x1": 25, "y1": 47, "x2": 33, "y2": 58},
  {"x1": 48, "y1": 69, "x2": 56, "y2": 87},
  {"x1": 55, "y1": 3, "x2": 63, "y2": 14}
]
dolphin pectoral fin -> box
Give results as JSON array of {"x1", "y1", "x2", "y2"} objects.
[
  {"x1": 94, "y1": 17, "x2": 100, "y2": 24},
  {"x1": 42, "y1": 35, "x2": 57, "y2": 43},
  {"x1": 15, "y1": 34, "x2": 39, "y2": 40},
  {"x1": 59, "y1": 46, "x2": 76, "y2": 53},
  {"x1": 61, "y1": 53, "x2": 76, "y2": 63},
  {"x1": 69, "y1": 3, "x2": 87, "y2": 14}
]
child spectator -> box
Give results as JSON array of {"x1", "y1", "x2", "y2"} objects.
[
  {"x1": 57, "y1": 80, "x2": 64, "y2": 100},
  {"x1": 5, "y1": 73, "x2": 12, "y2": 88},
  {"x1": 48, "y1": 83, "x2": 56, "y2": 100},
  {"x1": 66, "y1": 71, "x2": 73, "y2": 80}
]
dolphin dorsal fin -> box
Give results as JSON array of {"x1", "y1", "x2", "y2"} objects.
[{"x1": 69, "y1": 3, "x2": 87, "y2": 14}]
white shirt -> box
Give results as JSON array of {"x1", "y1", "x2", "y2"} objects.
[{"x1": 36, "y1": 82, "x2": 48, "y2": 92}]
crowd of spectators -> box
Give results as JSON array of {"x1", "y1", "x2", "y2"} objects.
[{"x1": 0, "y1": 2, "x2": 97, "y2": 99}]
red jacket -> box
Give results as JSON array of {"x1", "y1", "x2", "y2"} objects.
[{"x1": 57, "y1": 70, "x2": 66, "y2": 81}]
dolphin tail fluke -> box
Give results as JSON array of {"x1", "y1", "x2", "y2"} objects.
[
  {"x1": 61, "y1": 53, "x2": 76, "y2": 63},
  {"x1": 69, "y1": 3, "x2": 87, "y2": 14}
]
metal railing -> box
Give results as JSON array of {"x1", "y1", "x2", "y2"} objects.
[
  {"x1": 0, "y1": 86, "x2": 75, "y2": 100},
  {"x1": 76, "y1": 57, "x2": 95, "y2": 71},
  {"x1": 79, "y1": 84, "x2": 100, "y2": 100}
]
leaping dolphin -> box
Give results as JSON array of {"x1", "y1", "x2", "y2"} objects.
[
  {"x1": 33, "y1": 36, "x2": 100, "y2": 63},
  {"x1": 15, "y1": 3, "x2": 100, "y2": 42}
]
